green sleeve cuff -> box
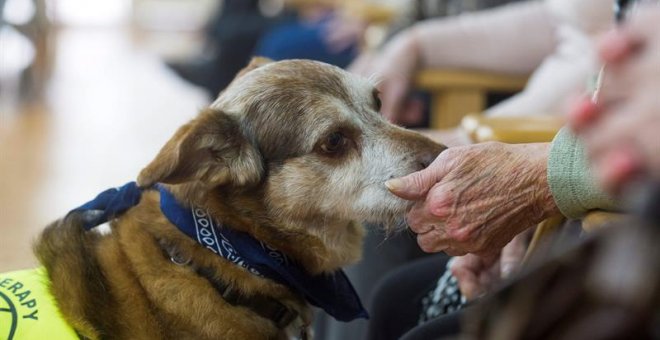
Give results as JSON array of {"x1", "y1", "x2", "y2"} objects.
[{"x1": 547, "y1": 128, "x2": 619, "y2": 218}]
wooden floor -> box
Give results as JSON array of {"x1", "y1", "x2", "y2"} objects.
[{"x1": 0, "y1": 27, "x2": 209, "y2": 271}]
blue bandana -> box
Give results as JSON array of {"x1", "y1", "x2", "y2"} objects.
[{"x1": 68, "y1": 182, "x2": 368, "y2": 322}]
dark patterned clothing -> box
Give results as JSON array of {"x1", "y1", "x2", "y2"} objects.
[{"x1": 418, "y1": 258, "x2": 466, "y2": 324}]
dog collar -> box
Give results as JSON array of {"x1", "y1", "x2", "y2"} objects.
[
  {"x1": 68, "y1": 182, "x2": 368, "y2": 323},
  {"x1": 157, "y1": 238, "x2": 300, "y2": 330}
]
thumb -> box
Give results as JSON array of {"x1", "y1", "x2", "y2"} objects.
[
  {"x1": 451, "y1": 266, "x2": 480, "y2": 301},
  {"x1": 385, "y1": 165, "x2": 445, "y2": 200}
]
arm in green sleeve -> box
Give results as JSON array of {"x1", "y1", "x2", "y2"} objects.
[{"x1": 547, "y1": 127, "x2": 619, "y2": 219}]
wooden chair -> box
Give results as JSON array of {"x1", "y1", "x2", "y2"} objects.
[
  {"x1": 285, "y1": 0, "x2": 397, "y2": 24},
  {"x1": 415, "y1": 70, "x2": 529, "y2": 129},
  {"x1": 460, "y1": 113, "x2": 565, "y2": 143}
]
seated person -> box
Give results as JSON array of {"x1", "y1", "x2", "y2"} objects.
[
  {"x1": 350, "y1": 0, "x2": 612, "y2": 127},
  {"x1": 368, "y1": 5, "x2": 660, "y2": 339},
  {"x1": 369, "y1": 124, "x2": 618, "y2": 339}
]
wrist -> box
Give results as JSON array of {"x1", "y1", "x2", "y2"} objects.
[
  {"x1": 514, "y1": 143, "x2": 560, "y2": 220},
  {"x1": 530, "y1": 143, "x2": 561, "y2": 218}
]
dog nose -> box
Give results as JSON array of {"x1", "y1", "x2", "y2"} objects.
[
  {"x1": 417, "y1": 153, "x2": 435, "y2": 170},
  {"x1": 417, "y1": 144, "x2": 446, "y2": 170}
]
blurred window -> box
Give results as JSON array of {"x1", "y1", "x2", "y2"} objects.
[
  {"x1": 50, "y1": 0, "x2": 131, "y2": 26},
  {"x1": 3, "y1": 0, "x2": 36, "y2": 25}
]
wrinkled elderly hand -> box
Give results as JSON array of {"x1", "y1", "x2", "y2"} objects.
[
  {"x1": 386, "y1": 142, "x2": 559, "y2": 256},
  {"x1": 569, "y1": 9, "x2": 660, "y2": 192},
  {"x1": 348, "y1": 29, "x2": 424, "y2": 125},
  {"x1": 450, "y1": 233, "x2": 528, "y2": 300}
]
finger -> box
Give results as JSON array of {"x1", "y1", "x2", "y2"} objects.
[
  {"x1": 500, "y1": 235, "x2": 528, "y2": 278},
  {"x1": 583, "y1": 94, "x2": 652, "y2": 159},
  {"x1": 596, "y1": 146, "x2": 642, "y2": 193},
  {"x1": 407, "y1": 192, "x2": 451, "y2": 237},
  {"x1": 408, "y1": 223, "x2": 436, "y2": 235},
  {"x1": 568, "y1": 96, "x2": 602, "y2": 133},
  {"x1": 595, "y1": 66, "x2": 637, "y2": 109},
  {"x1": 598, "y1": 29, "x2": 639, "y2": 65},
  {"x1": 406, "y1": 199, "x2": 437, "y2": 231},
  {"x1": 423, "y1": 179, "x2": 453, "y2": 215},
  {"x1": 386, "y1": 161, "x2": 448, "y2": 201},
  {"x1": 444, "y1": 247, "x2": 468, "y2": 257},
  {"x1": 416, "y1": 229, "x2": 450, "y2": 253},
  {"x1": 450, "y1": 260, "x2": 481, "y2": 300},
  {"x1": 406, "y1": 188, "x2": 451, "y2": 239},
  {"x1": 450, "y1": 254, "x2": 481, "y2": 271},
  {"x1": 605, "y1": 8, "x2": 660, "y2": 66},
  {"x1": 452, "y1": 268, "x2": 479, "y2": 300}
]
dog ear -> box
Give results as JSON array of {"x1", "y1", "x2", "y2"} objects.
[
  {"x1": 235, "y1": 57, "x2": 274, "y2": 79},
  {"x1": 137, "y1": 109, "x2": 263, "y2": 188}
]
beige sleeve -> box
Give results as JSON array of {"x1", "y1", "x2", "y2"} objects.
[
  {"x1": 547, "y1": 128, "x2": 619, "y2": 218},
  {"x1": 484, "y1": 0, "x2": 613, "y2": 117},
  {"x1": 412, "y1": 1, "x2": 559, "y2": 75}
]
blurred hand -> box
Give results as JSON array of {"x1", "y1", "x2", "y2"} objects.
[
  {"x1": 569, "y1": 9, "x2": 660, "y2": 192},
  {"x1": 419, "y1": 128, "x2": 472, "y2": 148},
  {"x1": 348, "y1": 29, "x2": 424, "y2": 125},
  {"x1": 324, "y1": 15, "x2": 367, "y2": 53},
  {"x1": 450, "y1": 233, "x2": 528, "y2": 300},
  {"x1": 386, "y1": 142, "x2": 559, "y2": 256}
]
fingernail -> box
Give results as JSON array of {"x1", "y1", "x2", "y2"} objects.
[{"x1": 385, "y1": 178, "x2": 404, "y2": 192}]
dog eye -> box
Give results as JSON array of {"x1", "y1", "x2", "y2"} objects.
[
  {"x1": 373, "y1": 90, "x2": 382, "y2": 111},
  {"x1": 320, "y1": 132, "x2": 346, "y2": 154}
]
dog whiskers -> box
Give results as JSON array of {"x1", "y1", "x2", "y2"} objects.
[{"x1": 367, "y1": 73, "x2": 384, "y2": 88}]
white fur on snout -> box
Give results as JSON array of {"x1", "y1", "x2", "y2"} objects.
[
  {"x1": 326, "y1": 74, "x2": 417, "y2": 226},
  {"x1": 265, "y1": 127, "x2": 415, "y2": 229},
  {"x1": 351, "y1": 134, "x2": 415, "y2": 225}
]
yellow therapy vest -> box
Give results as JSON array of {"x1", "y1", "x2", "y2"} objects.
[{"x1": 0, "y1": 268, "x2": 78, "y2": 340}]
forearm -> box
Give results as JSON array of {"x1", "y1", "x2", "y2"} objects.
[
  {"x1": 411, "y1": 1, "x2": 559, "y2": 75},
  {"x1": 547, "y1": 128, "x2": 619, "y2": 218}
]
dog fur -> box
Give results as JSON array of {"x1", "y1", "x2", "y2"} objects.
[{"x1": 34, "y1": 58, "x2": 445, "y2": 339}]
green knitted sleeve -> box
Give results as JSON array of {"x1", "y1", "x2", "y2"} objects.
[{"x1": 547, "y1": 128, "x2": 619, "y2": 219}]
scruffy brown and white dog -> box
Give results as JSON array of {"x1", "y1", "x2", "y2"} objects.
[{"x1": 34, "y1": 58, "x2": 444, "y2": 339}]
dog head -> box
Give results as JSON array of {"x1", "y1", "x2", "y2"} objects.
[{"x1": 138, "y1": 58, "x2": 444, "y2": 235}]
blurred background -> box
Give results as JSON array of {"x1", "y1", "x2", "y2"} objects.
[
  {"x1": 0, "y1": 0, "x2": 524, "y2": 273},
  {"x1": 0, "y1": 0, "x2": 213, "y2": 272},
  {"x1": 4, "y1": 2, "x2": 657, "y2": 340}
]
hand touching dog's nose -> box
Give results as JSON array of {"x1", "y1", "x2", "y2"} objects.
[{"x1": 386, "y1": 142, "x2": 560, "y2": 256}]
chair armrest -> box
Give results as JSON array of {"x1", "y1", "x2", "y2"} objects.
[
  {"x1": 414, "y1": 69, "x2": 529, "y2": 129},
  {"x1": 341, "y1": 2, "x2": 397, "y2": 24},
  {"x1": 285, "y1": 1, "x2": 396, "y2": 24},
  {"x1": 285, "y1": 0, "x2": 336, "y2": 9},
  {"x1": 525, "y1": 210, "x2": 626, "y2": 264},
  {"x1": 461, "y1": 113, "x2": 564, "y2": 144},
  {"x1": 581, "y1": 211, "x2": 627, "y2": 233},
  {"x1": 415, "y1": 69, "x2": 528, "y2": 91}
]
